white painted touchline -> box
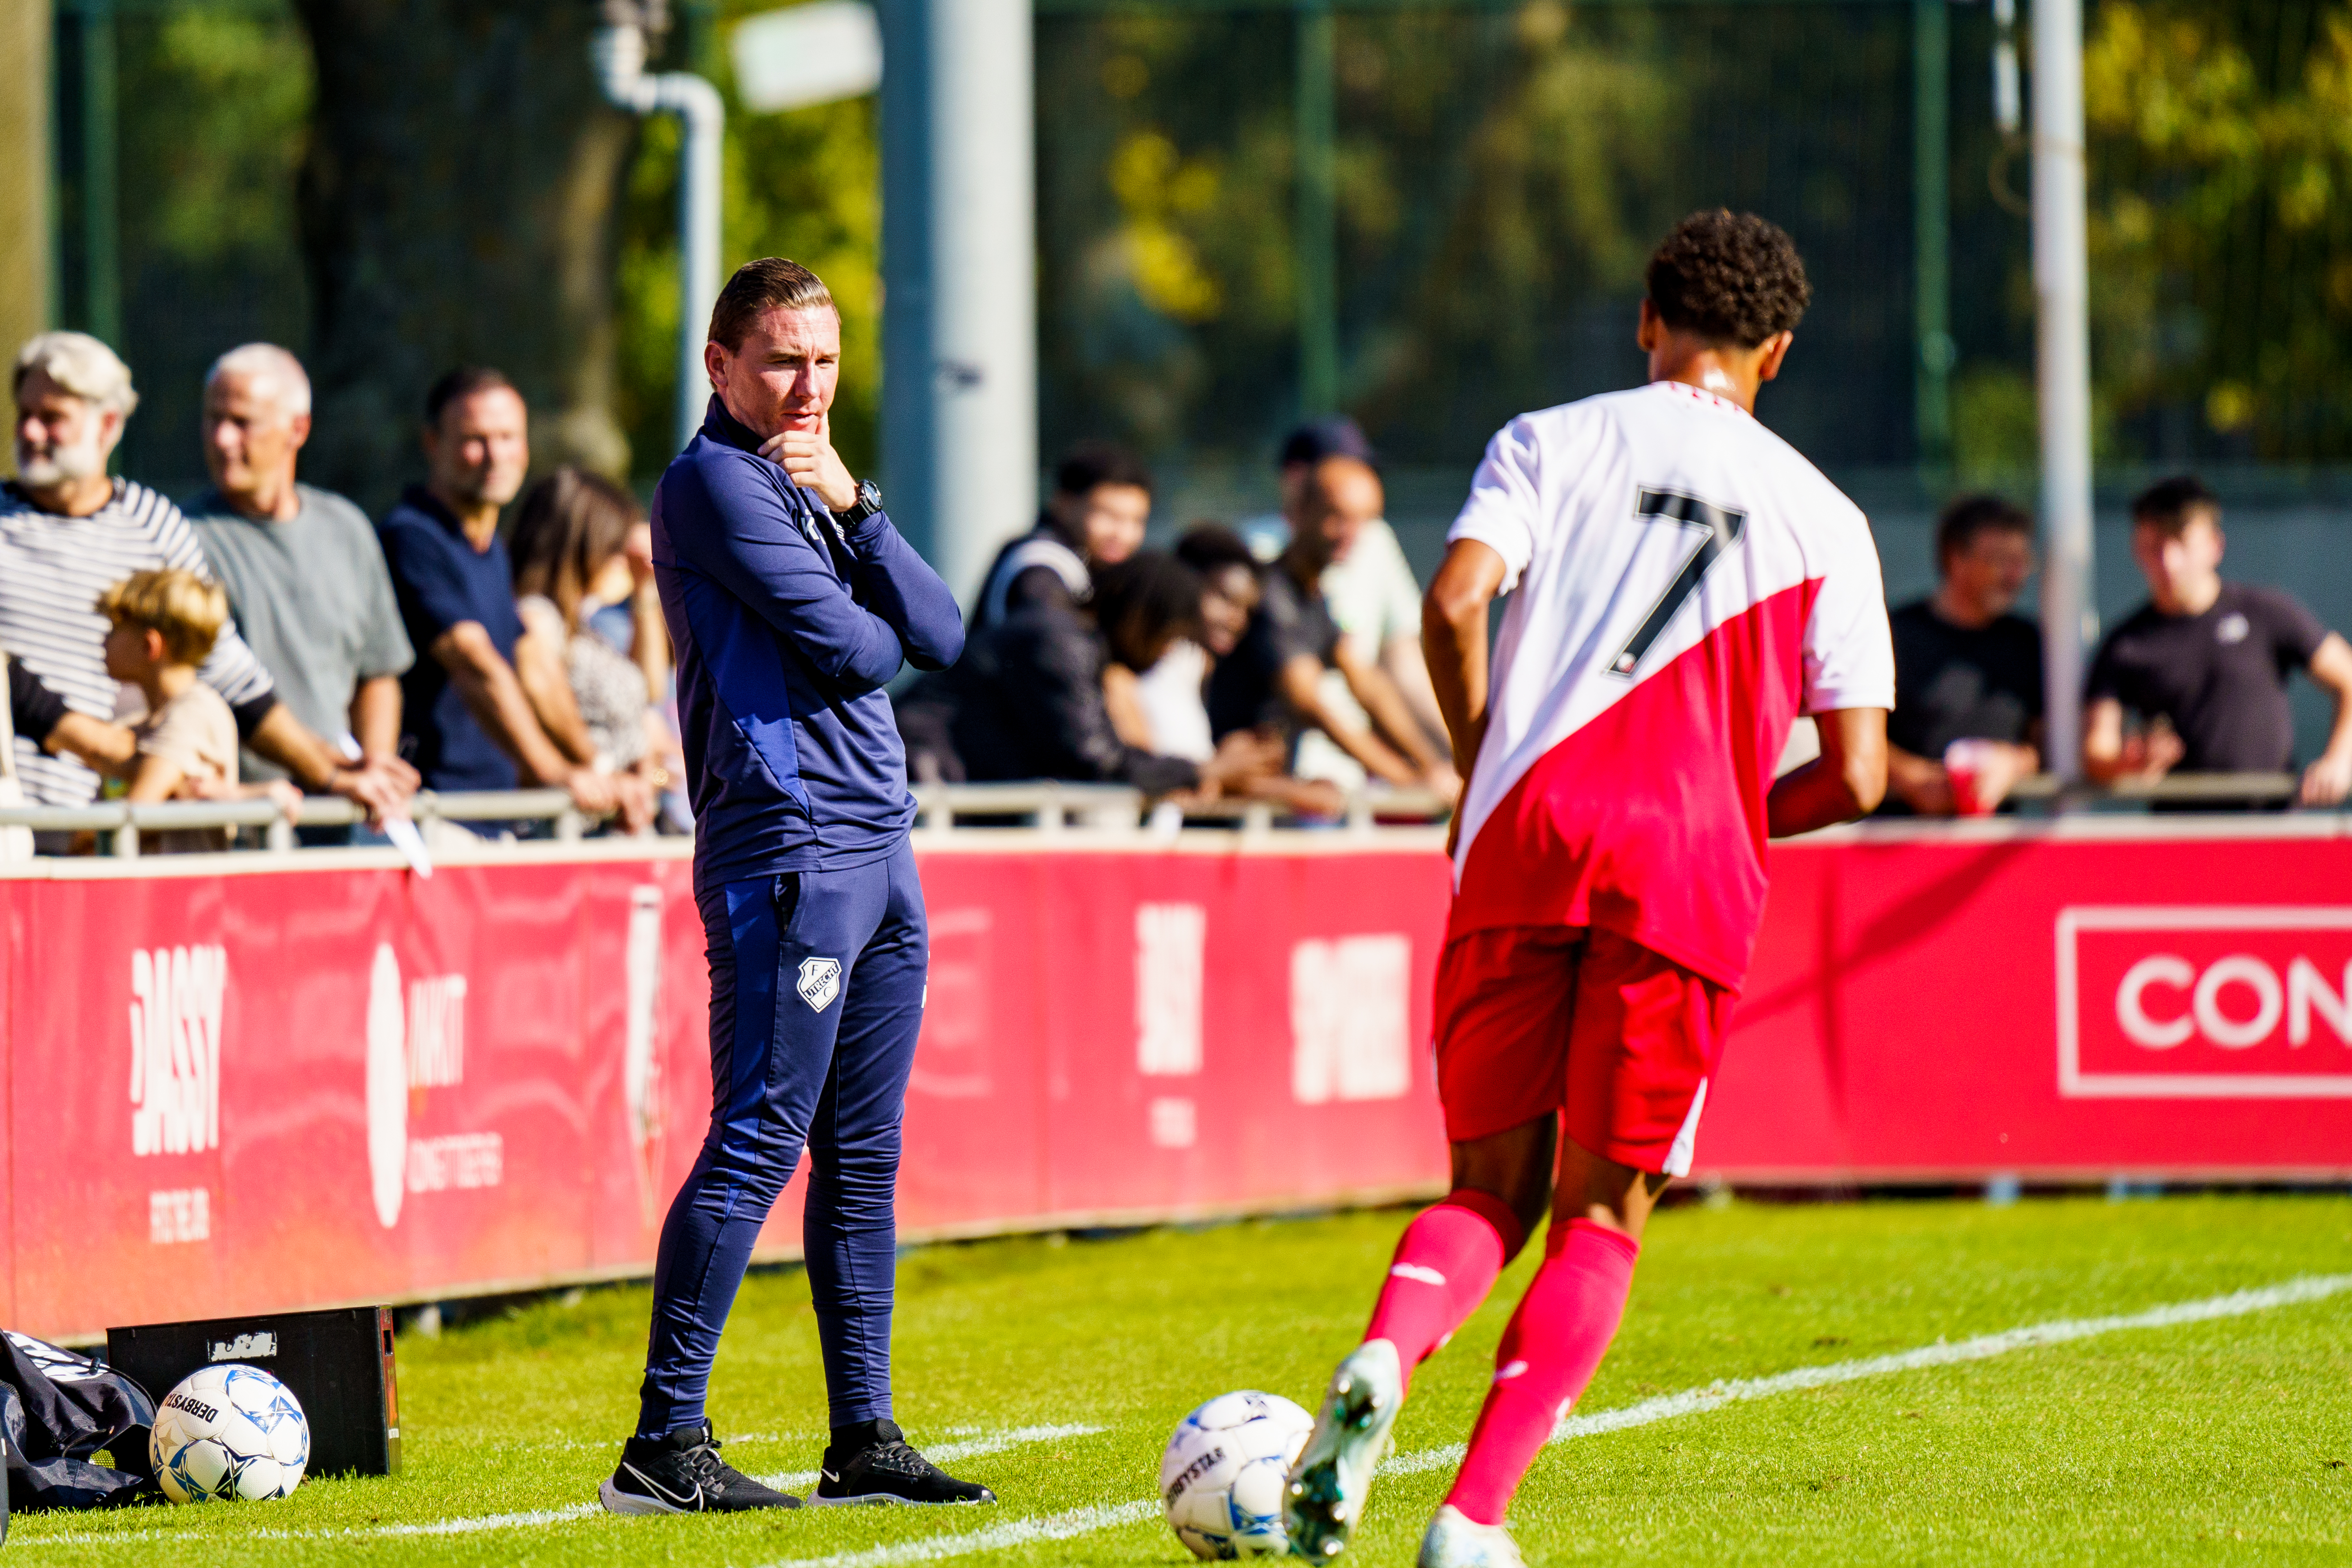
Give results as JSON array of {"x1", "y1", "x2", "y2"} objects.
[
  {"x1": 739, "y1": 1271, "x2": 2352, "y2": 1568},
  {"x1": 22, "y1": 1273, "x2": 2351, "y2": 1554},
  {"x1": 754, "y1": 1500, "x2": 1162, "y2": 1568},
  {"x1": 1374, "y1": 1270, "x2": 2352, "y2": 1477},
  {"x1": 758, "y1": 1422, "x2": 1108, "y2": 1490}
]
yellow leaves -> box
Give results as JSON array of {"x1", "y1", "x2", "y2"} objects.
[
  {"x1": 2085, "y1": 2, "x2": 2260, "y2": 159},
  {"x1": 1108, "y1": 131, "x2": 1226, "y2": 323},
  {"x1": 2207, "y1": 381, "x2": 2255, "y2": 434},
  {"x1": 2279, "y1": 158, "x2": 2333, "y2": 230}
]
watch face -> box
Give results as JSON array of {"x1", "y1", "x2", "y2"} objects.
[{"x1": 858, "y1": 480, "x2": 882, "y2": 510}]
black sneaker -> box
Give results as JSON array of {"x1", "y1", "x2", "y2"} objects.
[
  {"x1": 600, "y1": 1421, "x2": 802, "y2": 1514},
  {"x1": 811, "y1": 1419, "x2": 997, "y2": 1506}
]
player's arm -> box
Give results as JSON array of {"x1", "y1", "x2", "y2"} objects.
[
  {"x1": 2299, "y1": 631, "x2": 2352, "y2": 805},
  {"x1": 1766, "y1": 707, "x2": 1887, "y2": 837},
  {"x1": 1422, "y1": 538, "x2": 1507, "y2": 784},
  {"x1": 1275, "y1": 653, "x2": 1421, "y2": 786}
]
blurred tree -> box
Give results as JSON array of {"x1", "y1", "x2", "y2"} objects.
[
  {"x1": 1036, "y1": 3, "x2": 1916, "y2": 477},
  {"x1": 110, "y1": 4, "x2": 312, "y2": 489},
  {"x1": 2085, "y1": 0, "x2": 2352, "y2": 464},
  {"x1": 296, "y1": 0, "x2": 636, "y2": 512},
  {"x1": 0, "y1": 0, "x2": 49, "y2": 429},
  {"x1": 614, "y1": 0, "x2": 881, "y2": 489}
]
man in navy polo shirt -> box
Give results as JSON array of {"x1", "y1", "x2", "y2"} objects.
[
  {"x1": 599, "y1": 259, "x2": 974, "y2": 1516},
  {"x1": 378, "y1": 368, "x2": 644, "y2": 827}
]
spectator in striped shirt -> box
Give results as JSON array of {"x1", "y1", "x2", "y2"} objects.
[{"x1": 5, "y1": 332, "x2": 413, "y2": 821}]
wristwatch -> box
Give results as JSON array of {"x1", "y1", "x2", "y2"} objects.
[{"x1": 835, "y1": 479, "x2": 884, "y2": 526}]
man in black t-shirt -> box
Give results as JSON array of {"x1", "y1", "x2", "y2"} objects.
[
  {"x1": 1884, "y1": 494, "x2": 2045, "y2": 814},
  {"x1": 2084, "y1": 474, "x2": 2352, "y2": 806},
  {"x1": 1204, "y1": 453, "x2": 1455, "y2": 797}
]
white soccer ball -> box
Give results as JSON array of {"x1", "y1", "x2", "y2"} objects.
[
  {"x1": 1161, "y1": 1390, "x2": 1316, "y2": 1559},
  {"x1": 150, "y1": 1363, "x2": 310, "y2": 1503}
]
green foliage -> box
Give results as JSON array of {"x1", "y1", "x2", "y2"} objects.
[
  {"x1": 104, "y1": 3, "x2": 312, "y2": 487},
  {"x1": 1039, "y1": 4, "x2": 1925, "y2": 474},
  {"x1": 614, "y1": 1, "x2": 881, "y2": 487},
  {"x1": 2085, "y1": 0, "x2": 2352, "y2": 462},
  {"x1": 13, "y1": 1195, "x2": 2352, "y2": 1563}
]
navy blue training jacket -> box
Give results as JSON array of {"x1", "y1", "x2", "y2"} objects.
[{"x1": 652, "y1": 397, "x2": 964, "y2": 888}]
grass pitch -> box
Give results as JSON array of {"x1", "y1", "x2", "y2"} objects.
[{"x1": 16, "y1": 1192, "x2": 2352, "y2": 1565}]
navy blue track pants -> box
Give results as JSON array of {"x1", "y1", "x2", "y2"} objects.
[{"x1": 636, "y1": 838, "x2": 926, "y2": 1437}]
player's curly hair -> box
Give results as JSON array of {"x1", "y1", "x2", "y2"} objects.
[{"x1": 1644, "y1": 210, "x2": 1812, "y2": 347}]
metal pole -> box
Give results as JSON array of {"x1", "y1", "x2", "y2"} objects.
[
  {"x1": 1295, "y1": 0, "x2": 1337, "y2": 417},
  {"x1": 674, "y1": 77, "x2": 722, "y2": 452},
  {"x1": 79, "y1": 0, "x2": 118, "y2": 348},
  {"x1": 1912, "y1": 0, "x2": 1952, "y2": 470},
  {"x1": 590, "y1": 17, "x2": 725, "y2": 459},
  {"x1": 879, "y1": 0, "x2": 1038, "y2": 601},
  {"x1": 2032, "y1": 0, "x2": 2093, "y2": 782}
]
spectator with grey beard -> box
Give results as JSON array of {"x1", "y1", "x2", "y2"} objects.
[{"x1": 2, "y1": 331, "x2": 409, "y2": 820}]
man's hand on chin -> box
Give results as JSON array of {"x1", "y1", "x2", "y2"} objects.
[{"x1": 758, "y1": 413, "x2": 858, "y2": 511}]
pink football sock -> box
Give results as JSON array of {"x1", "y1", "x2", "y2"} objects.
[
  {"x1": 1444, "y1": 1218, "x2": 1640, "y2": 1526},
  {"x1": 1361, "y1": 1188, "x2": 1525, "y2": 1388}
]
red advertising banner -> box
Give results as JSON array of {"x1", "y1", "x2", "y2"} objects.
[
  {"x1": 0, "y1": 846, "x2": 1453, "y2": 1342},
  {"x1": 1709, "y1": 828, "x2": 2352, "y2": 1179},
  {"x1": 6, "y1": 826, "x2": 2349, "y2": 1342}
]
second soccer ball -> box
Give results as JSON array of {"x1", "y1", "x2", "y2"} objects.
[{"x1": 150, "y1": 1363, "x2": 311, "y2": 1504}]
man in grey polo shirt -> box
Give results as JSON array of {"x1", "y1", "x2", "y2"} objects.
[{"x1": 184, "y1": 344, "x2": 418, "y2": 816}]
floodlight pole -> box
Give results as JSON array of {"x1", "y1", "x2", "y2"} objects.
[
  {"x1": 2032, "y1": 0, "x2": 2094, "y2": 783},
  {"x1": 592, "y1": 6, "x2": 726, "y2": 457},
  {"x1": 878, "y1": 0, "x2": 1040, "y2": 601}
]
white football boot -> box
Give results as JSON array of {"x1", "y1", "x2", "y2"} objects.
[
  {"x1": 1416, "y1": 1504, "x2": 1525, "y2": 1568},
  {"x1": 1283, "y1": 1338, "x2": 1404, "y2": 1559}
]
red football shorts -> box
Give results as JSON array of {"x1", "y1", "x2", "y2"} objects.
[{"x1": 1432, "y1": 925, "x2": 1734, "y2": 1176}]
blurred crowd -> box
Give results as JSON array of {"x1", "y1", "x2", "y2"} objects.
[
  {"x1": 1881, "y1": 479, "x2": 2352, "y2": 815},
  {"x1": 6, "y1": 327, "x2": 2348, "y2": 857},
  {"x1": 894, "y1": 421, "x2": 1459, "y2": 817},
  {"x1": 5, "y1": 331, "x2": 678, "y2": 850}
]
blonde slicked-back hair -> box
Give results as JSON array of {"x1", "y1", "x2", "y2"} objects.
[
  {"x1": 707, "y1": 257, "x2": 836, "y2": 351},
  {"x1": 97, "y1": 569, "x2": 227, "y2": 666}
]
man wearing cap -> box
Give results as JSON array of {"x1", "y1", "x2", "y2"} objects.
[
  {"x1": 1209, "y1": 437, "x2": 1459, "y2": 799},
  {"x1": 1251, "y1": 419, "x2": 1451, "y2": 789}
]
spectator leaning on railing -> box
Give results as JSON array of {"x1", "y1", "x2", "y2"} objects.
[
  {"x1": 2, "y1": 332, "x2": 410, "y2": 821},
  {"x1": 377, "y1": 367, "x2": 650, "y2": 831},
  {"x1": 508, "y1": 467, "x2": 672, "y2": 807},
  {"x1": 2084, "y1": 474, "x2": 2352, "y2": 807},
  {"x1": 183, "y1": 344, "x2": 420, "y2": 834},
  {"x1": 1882, "y1": 494, "x2": 2044, "y2": 815},
  {"x1": 1268, "y1": 419, "x2": 1453, "y2": 788},
  {"x1": 1206, "y1": 451, "x2": 1459, "y2": 800}
]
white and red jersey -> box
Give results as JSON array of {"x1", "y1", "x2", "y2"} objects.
[{"x1": 1447, "y1": 379, "x2": 1895, "y2": 990}]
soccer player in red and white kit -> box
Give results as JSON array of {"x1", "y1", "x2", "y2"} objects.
[{"x1": 1284, "y1": 211, "x2": 1893, "y2": 1567}]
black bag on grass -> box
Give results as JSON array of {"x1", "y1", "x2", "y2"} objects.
[{"x1": 2, "y1": 1330, "x2": 156, "y2": 1510}]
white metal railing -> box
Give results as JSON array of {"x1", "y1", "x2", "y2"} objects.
[
  {"x1": 0, "y1": 774, "x2": 2332, "y2": 860},
  {"x1": 0, "y1": 789, "x2": 599, "y2": 859}
]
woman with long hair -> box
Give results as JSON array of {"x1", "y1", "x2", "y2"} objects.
[{"x1": 508, "y1": 468, "x2": 672, "y2": 822}]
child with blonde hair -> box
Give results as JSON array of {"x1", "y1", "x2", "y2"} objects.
[{"x1": 96, "y1": 569, "x2": 296, "y2": 851}]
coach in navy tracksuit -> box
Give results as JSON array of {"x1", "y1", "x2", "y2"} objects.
[{"x1": 600, "y1": 259, "x2": 985, "y2": 1516}]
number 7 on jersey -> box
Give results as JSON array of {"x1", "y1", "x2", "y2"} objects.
[{"x1": 1608, "y1": 488, "x2": 1748, "y2": 678}]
